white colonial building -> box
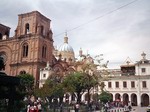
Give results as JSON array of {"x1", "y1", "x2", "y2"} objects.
[{"x1": 104, "y1": 52, "x2": 150, "y2": 106}]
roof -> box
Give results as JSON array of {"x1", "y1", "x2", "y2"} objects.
[
  {"x1": 0, "y1": 23, "x2": 10, "y2": 29},
  {"x1": 58, "y1": 43, "x2": 74, "y2": 52}
]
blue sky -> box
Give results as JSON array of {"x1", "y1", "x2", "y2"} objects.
[{"x1": 0, "y1": 0, "x2": 150, "y2": 68}]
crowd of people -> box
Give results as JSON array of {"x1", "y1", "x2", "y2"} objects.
[{"x1": 27, "y1": 101, "x2": 42, "y2": 112}]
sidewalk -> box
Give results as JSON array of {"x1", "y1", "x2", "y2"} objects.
[{"x1": 131, "y1": 106, "x2": 147, "y2": 112}]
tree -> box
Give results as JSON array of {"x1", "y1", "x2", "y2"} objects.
[
  {"x1": 34, "y1": 84, "x2": 51, "y2": 99},
  {"x1": 35, "y1": 72, "x2": 65, "y2": 106},
  {"x1": 63, "y1": 72, "x2": 86, "y2": 103},
  {"x1": 63, "y1": 71, "x2": 98, "y2": 104},
  {"x1": 17, "y1": 73, "x2": 34, "y2": 96},
  {"x1": 98, "y1": 91, "x2": 112, "y2": 104}
]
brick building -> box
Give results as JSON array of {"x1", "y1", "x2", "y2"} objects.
[{"x1": 0, "y1": 11, "x2": 53, "y2": 83}]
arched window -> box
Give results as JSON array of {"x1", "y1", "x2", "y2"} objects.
[
  {"x1": 0, "y1": 33, "x2": 2, "y2": 40},
  {"x1": 22, "y1": 43, "x2": 28, "y2": 57},
  {"x1": 20, "y1": 70, "x2": 26, "y2": 75},
  {"x1": 25, "y1": 23, "x2": 30, "y2": 34},
  {"x1": 0, "y1": 57, "x2": 5, "y2": 70},
  {"x1": 42, "y1": 45, "x2": 47, "y2": 58},
  {"x1": 41, "y1": 26, "x2": 44, "y2": 35},
  {"x1": 0, "y1": 52, "x2": 7, "y2": 70},
  {"x1": 5, "y1": 31, "x2": 9, "y2": 36}
]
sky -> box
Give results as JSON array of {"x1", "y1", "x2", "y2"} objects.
[{"x1": 0, "y1": 0, "x2": 150, "y2": 68}]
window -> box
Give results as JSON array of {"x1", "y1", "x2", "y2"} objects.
[
  {"x1": 41, "y1": 25, "x2": 44, "y2": 35},
  {"x1": 20, "y1": 70, "x2": 26, "y2": 74},
  {"x1": 0, "y1": 33, "x2": 2, "y2": 40},
  {"x1": 141, "y1": 68, "x2": 146, "y2": 73},
  {"x1": 43, "y1": 74, "x2": 46, "y2": 78},
  {"x1": 22, "y1": 43, "x2": 28, "y2": 57},
  {"x1": 131, "y1": 81, "x2": 135, "y2": 88},
  {"x1": 142, "y1": 81, "x2": 147, "y2": 88},
  {"x1": 42, "y1": 45, "x2": 47, "y2": 58},
  {"x1": 123, "y1": 81, "x2": 127, "y2": 88},
  {"x1": 115, "y1": 82, "x2": 119, "y2": 88},
  {"x1": 0, "y1": 56, "x2": 5, "y2": 70},
  {"x1": 25, "y1": 23, "x2": 30, "y2": 34},
  {"x1": 108, "y1": 82, "x2": 112, "y2": 88}
]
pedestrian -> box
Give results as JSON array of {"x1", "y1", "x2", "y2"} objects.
[
  {"x1": 27, "y1": 104, "x2": 30, "y2": 112},
  {"x1": 74, "y1": 103, "x2": 79, "y2": 112},
  {"x1": 34, "y1": 102, "x2": 39, "y2": 112},
  {"x1": 37, "y1": 101, "x2": 42, "y2": 112}
]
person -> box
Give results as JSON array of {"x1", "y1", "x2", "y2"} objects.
[
  {"x1": 128, "y1": 101, "x2": 132, "y2": 112},
  {"x1": 34, "y1": 102, "x2": 39, "y2": 112},
  {"x1": 27, "y1": 104, "x2": 30, "y2": 112},
  {"x1": 29, "y1": 105, "x2": 35, "y2": 112},
  {"x1": 37, "y1": 101, "x2": 42, "y2": 112},
  {"x1": 74, "y1": 103, "x2": 80, "y2": 112},
  {"x1": 128, "y1": 105, "x2": 132, "y2": 111}
]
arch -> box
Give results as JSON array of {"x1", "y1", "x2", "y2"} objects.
[
  {"x1": 19, "y1": 70, "x2": 26, "y2": 75},
  {"x1": 67, "y1": 67, "x2": 75, "y2": 74},
  {"x1": 22, "y1": 43, "x2": 28, "y2": 57},
  {"x1": 5, "y1": 31, "x2": 9, "y2": 36},
  {"x1": 115, "y1": 93, "x2": 121, "y2": 101},
  {"x1": 71, "y1": 93, "x2": 76, "y2": 101},
  {"x1": 131, "y1": 93, "x2": 137, "y2": 106},
  {"x1": 53, "y1": 64, "x2": 64, "y2": 75},
  {"x1": 25, "y1": 23, "x2": 30, "y2": 34},
  {"x1": 110, "y1": 93, "x2": 113, "y2": 102},
  {"x1": 0, "y1": 33, "x2": 2, "y2": 40},
  {"x1": 141, "y1": 93, "x2": 149, "y2": 106},
  {"x1": 123, "y1": 93, "x2": 129, "y2": 106},
  {"x1": 0, "y1": 52, "x2": 7, "y2": 70},
  {"x1": 84, "y1": 93, "x2": 90, "y2": 102},
  {"x1": 65, "y1": 93, "x2": 70, "y2": 103},
  {"x1": 0, "y1": 57, "x2": 5, "y2": 70}
]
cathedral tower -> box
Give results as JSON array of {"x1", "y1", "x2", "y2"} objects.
[{"x1": 0, "y1": 11, "x2": 53, "y2": 82}]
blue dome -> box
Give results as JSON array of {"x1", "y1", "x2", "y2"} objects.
[{"x1": 58, "y1": 43, "x2": 74, "y2": 52}]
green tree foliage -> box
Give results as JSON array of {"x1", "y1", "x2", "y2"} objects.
[
  {"x1": 34, "y1": 84, "x2": 51, "y2": 99},
  {"x1": 35, "y1": 73, "x2": 65, "y2": 105},
  {"x1": 17, "y1": 73, "x2": 34, "y2": 96},
  {"x1": 99, "y1": 91, "x2": 112, "y2": 104},
  {"x1": 63, "y1": 71, "x2": 98, "y2": 103}
]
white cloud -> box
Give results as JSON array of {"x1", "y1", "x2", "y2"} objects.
[{"x1": 0, "y1": 0, "x2": 150, "y2": 68}]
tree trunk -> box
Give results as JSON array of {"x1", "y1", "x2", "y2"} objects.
[
  {"x1": 77, "y1": 93, "x2": 81, "y2": 104},
  {"x1": 87, "y1": 89, "x2": 90, "y2": 106}
]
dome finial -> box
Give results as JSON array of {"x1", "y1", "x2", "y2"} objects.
[
  {"x1": 64, "y1": 31, "x2": 68, "y2": 43},
  {"x1": 141, "y1": 52, "x2": 146, "y2": 59},
  {"x1": 65, "y1": 30, "x2": 67, "y2": 37},
  {"x1": 79, "y1": 48, "x2": 83, "y2": 56}
]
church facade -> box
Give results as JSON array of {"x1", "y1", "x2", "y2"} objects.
[{"x1": 0, "y1": 11, "x2": 53, "y2": 82}]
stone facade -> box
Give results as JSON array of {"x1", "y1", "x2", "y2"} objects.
[{"x1": 0, "y1": 11, "x2": 53, "y2": 82}]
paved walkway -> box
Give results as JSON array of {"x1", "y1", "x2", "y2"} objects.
[{"x1": 131, "y1": 106, "x2": 147, "y2": 112}]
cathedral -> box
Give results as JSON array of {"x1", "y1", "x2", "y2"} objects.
[
  {"x1": 0, "y1": 11, "x2": 83, "y2": 84},
  {"x1": 0, "y1": 11, "x2": 53, "y2": 83}
]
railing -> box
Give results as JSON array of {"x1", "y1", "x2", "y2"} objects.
[{"x1": 108, "y1": 107, "x2": 130, "y2": 112}]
